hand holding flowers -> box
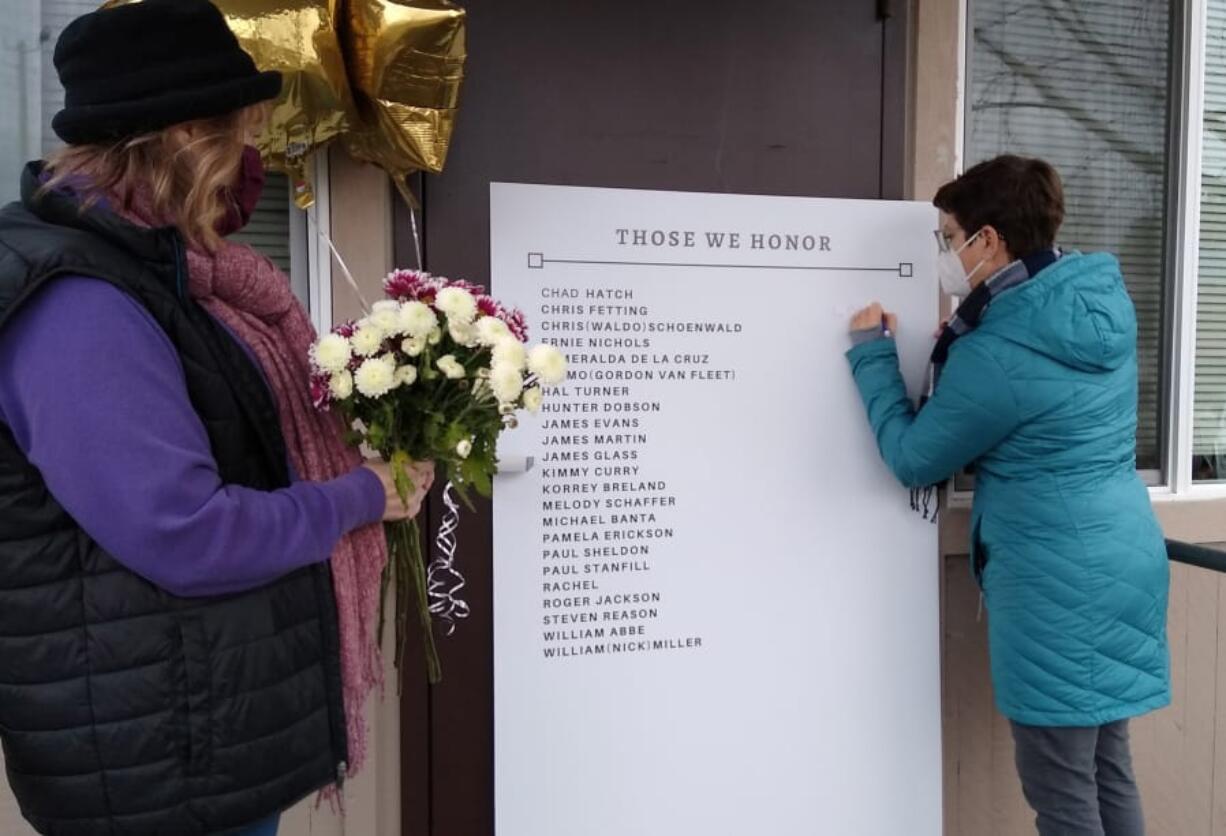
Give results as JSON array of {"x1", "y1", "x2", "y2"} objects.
[{"x1": 309, "y1": 269, "x2": 566, "y2": 681}]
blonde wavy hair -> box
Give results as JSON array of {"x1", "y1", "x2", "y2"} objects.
[{"x1": 42, "y1": 104, "x2": 266, "y2": 252}]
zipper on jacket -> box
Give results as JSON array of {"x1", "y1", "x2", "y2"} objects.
[
  {"x1": 337, "y1": 760, "x2": 348, "y2": 791},
  {"x1": 171, "y1": 234, "x2": 185, "y2": 299}
]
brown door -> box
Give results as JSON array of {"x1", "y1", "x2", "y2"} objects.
[{"x1": 397, "y1": 3, "x2": 910, "y2": 833}]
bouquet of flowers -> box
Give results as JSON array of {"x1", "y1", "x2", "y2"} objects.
[{"x1": 309, "y1": 269, "x2": 567, "y2": 682}]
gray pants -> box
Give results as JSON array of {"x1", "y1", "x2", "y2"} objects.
[{"x1": 1011, "y1": 720, "x2": 1145, "y2": 836}]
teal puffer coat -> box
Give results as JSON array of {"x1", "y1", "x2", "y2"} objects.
[{"x1": 847, "y1": 252, "x2": 1170, "y2": 727}]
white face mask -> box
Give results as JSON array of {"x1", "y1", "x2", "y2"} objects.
[{"x1": 937, "y1": 229, "x2": 986, "y2": 298}]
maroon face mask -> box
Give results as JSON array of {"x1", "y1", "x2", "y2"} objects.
[{"x1": 216, "y1": 145, "x2": 266, "y2": 237}]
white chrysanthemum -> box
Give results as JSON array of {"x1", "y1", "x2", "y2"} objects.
[
  {"x1": 311, "y1": 333, "x2": 352, "y2": 374},
  {"x1": 490, "y1": 362, "x2": 525, "y2": 404},
  {"x1": 522, "y1": 386, "x2": 543, "y2": 414},
  {"x1": 435, "y1": 287, "x2": 478, "y2": 323},
  {"x1": 427, "y1": 327, "x2": 442, "y2": 346},
  {"x1": 475, "y1": 316, "x2": 512, "y2": 346},
  {"x1": 456, "y1": 439, "x2": 473, "y2": 459},
  {"x1": 398, "y1": 301, "x2": 437, "y2": 338},
  {"x1": 354, "y1": 357, "x2": 396, "y2": 398},
  {"x1": 491, "y1": 338, "x2": 527, "y2": 371},
  {"x1": 527, "y1": 344, "x2": 567, "y2": 385},
  {"x1": 329, "y1": 370, "x2": 354, "y2": 400},
  {"x1": 436, "y1": 354, "x2": 466, "y2": 379},
  {"x1": 394, "y1": 365, "x2": 418, "y2": 388},
  {"x1": 400, "y1": 335, "x2": 427, "y2": 357},
  {"x1": 449, "y1": 318, "x2": 479, "y2": 347},
  {"x1": 350, "y1": 322, "x2": 384, "y2": 357},
  {"x1": 369, "y1": 306, "x2": 402, "y2": 337}
]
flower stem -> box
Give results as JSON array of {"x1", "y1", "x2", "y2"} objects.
[{"x1": 381, "y1": 518, "x2": 441, "y2": 685}]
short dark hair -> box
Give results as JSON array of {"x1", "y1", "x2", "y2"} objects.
[{"x1": 933, "y1": 155, "x2": 1065, "y2": 257}]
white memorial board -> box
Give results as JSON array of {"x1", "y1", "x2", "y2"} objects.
[{"x1": 492, "y1": 183, "x2": 942, "y2": 836}]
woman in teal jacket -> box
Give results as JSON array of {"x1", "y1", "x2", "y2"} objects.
[{"x1": 848, "y1": 155, "x2": 1169, "y2": 836}]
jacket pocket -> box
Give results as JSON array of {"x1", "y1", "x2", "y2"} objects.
[
  {"x1": 177, "y1": 613, "x2": 213, "y2": 776},
  {"x1": 971, "y1": 515, "x2": 989, "y2": 589}
]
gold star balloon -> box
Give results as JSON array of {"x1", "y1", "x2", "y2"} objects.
[
  {"x1": 341, "y1": 0, "x2": 466, "y2": 182},
  {"x1": 100, "y1": 0, "x2": 466, "y2": 206},
  {"x1": 213, "y1": 0, "x2": 357, "y2": 207}
]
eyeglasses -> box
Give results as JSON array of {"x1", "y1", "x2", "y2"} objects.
[{"x1": 934, "y1": 228, "x2": 1002, "y2": 254}]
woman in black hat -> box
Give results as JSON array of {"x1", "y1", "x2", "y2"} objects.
[{"x1": 0, "y1": 1, "x2": 429, "y2": 834}]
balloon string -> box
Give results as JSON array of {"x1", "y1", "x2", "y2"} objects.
[
  {"x1": 391, "y1": 175, "x2": 424, "y2": 271},
  {"x1": 306, "y1": 206, "x2": 372, "y2": 314},
  {"x1": 409, "y1": 203, "x2": 423, "y2": 271}
]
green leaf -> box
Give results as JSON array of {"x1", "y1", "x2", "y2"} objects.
[
  {"x1": 451, "y1": 478, "x2": 478, "y2": 511},
  {"x1": 441, "y1": 421, "x2": 470, "y2": 455},
  {"x1": 390, "y1": 449, "x2": 414, "y2": 504},
  {"x1": 460, "y1": 456, "x2": 494, "y2": 498},
  {"x1": 366, "y1": 420, "x2": 387, "y2": 451}
]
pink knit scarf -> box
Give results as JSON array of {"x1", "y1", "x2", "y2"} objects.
[{"x1": 123, "y1": 194, "x2": 387, "y2": 781}]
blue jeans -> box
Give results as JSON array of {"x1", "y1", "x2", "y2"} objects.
[{"x1": 230, "y1": 815, "x2": 279, "y2": 836}]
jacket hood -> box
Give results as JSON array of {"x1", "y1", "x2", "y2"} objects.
[{"x1": 979, "y1": 252, "x2": 1137, "y2": 373}]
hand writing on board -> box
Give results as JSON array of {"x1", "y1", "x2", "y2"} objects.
[{"x1": 850, "y1": 302, "x2": 897, "y2": 335}]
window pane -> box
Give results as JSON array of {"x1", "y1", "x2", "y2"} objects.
[
  {"x1": 966, "y1": 0, "x2": 1172, "y2": 474},
  {"x1": 228, "y1": 173, "x2": 294, "y2": 274},
  {"x1": 0, "y1": 1, "x2": 52, "y2": 205},
  {"x1": 1197, "y1": 0, "x2": 1226, "y2": 482}
]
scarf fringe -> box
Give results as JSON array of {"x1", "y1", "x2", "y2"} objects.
[{"x1": 909, "y1": 485, "x2": 940, "y2": 524}]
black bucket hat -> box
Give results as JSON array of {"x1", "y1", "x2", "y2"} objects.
[{"x1": 51, "y1": 0, "x2": 282, "y2": 145}]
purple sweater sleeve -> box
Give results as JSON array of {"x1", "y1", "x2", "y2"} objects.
[{"x1": 0, "y1": 277, "x2": 386, "y2": 598}]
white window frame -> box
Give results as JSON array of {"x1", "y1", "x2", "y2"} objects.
[
  {"x1": 296, "y1": 153, "x2": 333, "y2": 335},
  {"x1": 1162, "y1": 0, "x2": 1211, "y2": 500},
  {"x1": 951, "y1": 0, "x2": 1226, "y2": 506}
]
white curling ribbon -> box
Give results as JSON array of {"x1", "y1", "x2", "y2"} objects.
[{"x1": 427, "y1": 482, "x2": 471, "y2": 634}]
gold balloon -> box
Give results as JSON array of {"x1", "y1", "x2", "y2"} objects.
[
  {"x1": 342, "y1": 0, "x2": 466, "y2": 179},
  {"x1": 213, "y1": 0, "x2": 356, "y2": 207},
  {"x1": 98, "y1": 0, "x2": 466, "y2": 201}
]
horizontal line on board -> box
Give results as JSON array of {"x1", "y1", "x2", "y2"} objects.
[{"x1": 534, "y1": 257, "x2": 911, "y2": 275}]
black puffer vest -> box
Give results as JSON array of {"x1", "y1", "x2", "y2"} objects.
[{"x1": 0, "y1": 164, "x2": 348, "y2": 835}]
